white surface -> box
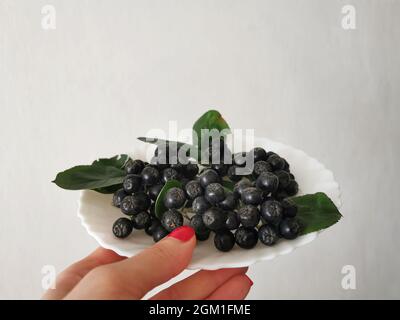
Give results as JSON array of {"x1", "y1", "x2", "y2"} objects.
[
  {"x1": 78, "y1": 136, "x2": 340, "y2": 269},
  {"x1": 0, "y1": 0, "x2": 399, "y2": 299}
]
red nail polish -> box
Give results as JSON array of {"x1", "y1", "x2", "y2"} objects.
[{"x1": 167, "y1": 226, "x2": 195, "y2": 242}]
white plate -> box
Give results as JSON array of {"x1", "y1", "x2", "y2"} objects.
[{"x1": 78, "y1": 137, "x2": 341, "y2": 270}]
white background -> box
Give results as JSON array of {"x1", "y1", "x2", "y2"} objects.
[{"x1": 0, "y1": 0, "x2": 399, "y2": 299}]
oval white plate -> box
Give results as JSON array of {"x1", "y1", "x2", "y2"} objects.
[{"x1": 78, "y1": 137, "x2": 341, "y2": 270}]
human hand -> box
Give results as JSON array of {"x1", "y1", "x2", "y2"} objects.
[{"x1": 43, "y1": 226, "x2": 253, "y2": 299}]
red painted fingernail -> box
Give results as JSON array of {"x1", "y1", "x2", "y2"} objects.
[
  {"x1": 167, "y1": 226, "x2": 195, "y2": 242},
  {"x1": 245, "y1": 275, "x2": 254, "y2": 286}
]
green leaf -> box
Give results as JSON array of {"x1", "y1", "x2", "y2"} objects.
[
  {"x1": 92, "y1": 154, "x2": 129, "y2": 169},
  {"x1": 52, "y1": 165, "x2": 125, "y2": 191},
  {"x1": 221, "y1": 179, "x2": 235, "y2": 192},
  {"x1": 291, "y1": 192, "x2": 342, "y2": 235},
  {"x1": 93, "y1": 184, "x2": 123, "y2": 194},
  {"x1": 192, "y1": 110, "x2": 231, "y2": 164},
  {"x1": 155, "y1": 179, "x2": 182, "y2": 219}
]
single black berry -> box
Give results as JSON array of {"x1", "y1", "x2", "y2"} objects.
[
  {"x1": 123, "y1": 174, "x2": 142, "y2": 194},
  {"x1": 141, "y1": 166, "x2": 160, "y2": 186},
  {"x1": 256, "y1": 172, "x2": 279, "y2": 194},
  {"x1": 202, "y1": 207, "x2": 227, "y2": 231},
  {"x1": 189, "y1": 214, "x2": 208, "y2": 235},
  {"x1": 241, "y1": 187, "x2": 263, "y2": 206},
  {"x1": 275, "y1": 170, "x2": 291, "y2": 189},
  {"x1": 112, "y1": 188, "x2": 128, "y2": 207},
  {"x1": 219, "y1": 192, "x2": 238, "y2": 210},
  {"x1": 145, "y1": 218, "x2": 161, "y2": 236},
  {"x1": 225, "y1": 211, "x2": 240, "y2": 230},
  {"x1": 233, "y1": 178, "x2": 253, "y2": 198},
  {"x1": 125, "y1": 159, "x2": 145, "y2": 175},
  {"x1": 273, "y1": 190, "x2": 289, "y2": 201},
  {"x1": 131, "y1": 192, "x2": 151, "y2": 214},
  {"x1": 162, "y1": 167, "x2": 180, "y2": 183},
  {"x1": 281, "y1": 198, "x2": 298, "y2": 218},
  {"x1": 238, "y1": 205, "x2": 260, "y2": 228},
  {"x1": 161, "y1": 209, "x2": 184, "y2": 232},
  {"x1": 164, "y1": 187, "x2": 186, "y2": 209},
  {"x1": 184, "y1": 163, "x2": 199, "y2": 179},
  {"x1": 253, "y1": 161, "x2": 272, "y2": 177},
  {"x1": 235, "y1": 227, "x2": 258, "y2": 249},
  {"x1": 131, "y1": 211, "x2": 151, "y2": 230},
  {"x1": 250, "y1": 147, "x2": 268, "y2": 162},
  {"x1": 199, "y1": 169, "x2": 220, "y2": 188},
  {"x1": 205, "y1": 183, "x2": 226, "y2": 205},
  {"x1": 258, "y1": 224, "x2": 278, "y2": 245},
  {"x1": 196, "y1": 230, "x2": 210, "y2": 241},
  {"x1": 192, "y1": 196, "x2": 211, "y2": 214},
  {"x1": 279, "y1": 218, "x2": 300, "y2": 239},
  {"x1": 268, "y1": 154, "x2": 285, "y2": 170},
  {"x1": 260, "y1": 200, "x2": 283, "y2": 224},
  {"x1": 120, "y1": 196, "x2": 136, "y2": 215},
  {"x1": 185, "y1": 180, "x2": 203, "y2": 200},
  {"x1": 153, "y1": 226, "x2": 169, "y2": 242},
  {"x1": 285, "y1": 180, "x2": 299, "y2": 196},
  {"x1": 112, "y1": 218, "x2": 133, "y2": 238},
  {"x1": 148, "y1": 184, "x2": 163, "y2": 201},
  {"x1": 214, "y1": 230, "x2": 235, "y2": 252}
]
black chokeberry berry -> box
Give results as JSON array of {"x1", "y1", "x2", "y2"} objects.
[
  {"x1": 141, "y1": 166, "x2": 160, "y2": 186},
  {"x1": 205, "y1": 183, "x2": 226, "y2": 205},
  {"x1": 268, "y1": 154, "x2": 285, "y2": 170},
  {"x1": 131, "y1": 192, "x2": 151, "y2": 214},
  {"x1": 120, "y1": 196, "x2": 136, "y2": 215},
  {"x1": 145, "y1": 218, "x2": 161, "y2": 236},
  {"x1": 125, "y1": 159, "x2": 145, "y2": 175},
  {"x1": 199, "y1": 169, "x2": 220, "y2": 188},
  {"x1": 185, "y1": 180, "x2": 203, "y2": 200},
  {"x1": 279, "y1": 218, "x2": 300, "y2": 240},
  {"x1": 153, "y1": 226, "x2": 169, "y2": 242},
  {"x1": 214, "y1": 230, "x2": 235, "y2": 252},
  {"x1": 238, "y1": 205, "x2": 260, "y2": 228},
  {"x1": 241, "y1": 187, "x2": 263, "y2": 206},
  {"x1": 256, "y1": 172, "x2": 279, "y2": 194},
  {"x1": 112, "y1": 188, "x2": 128, "y2": 207},
  {"x1": 260, "y1": 200, "x2": 283, "y2": 224},
  {"x1": 258, "y1": 224, "x2": 278, "y2": 245},
  {"x1": 148, "y1": 184, "x2": 163, "y2": 201},
  {"x1": 219, "y1": 192, "x2": 238, "y2": 210},
  {"x1": 192, "y1": 196, "x2": 211, "y2": 214},
  {"x1": 112, "y1": 218, "x2": 133, "y2": 238},
  {"x1": 196, "y1": 230, "x2": 210, "y2": 241},
  {"x1": 184, "y1": 163, "x2": 199, "y2": 179},
  {"x1": 253, "y1": 161, "x2": 272, "y2": 177},
  {"x1": 273, "y1": 190, "x2": 289, "y2": 201},
  {"x1": 189, "y1": 214, "x2": 208, "y2": 235},
  {"x1": 164, "y1": 187, "x2": 186, "y2": 209},
  {"x1": 275, "y1": 170, "x2": 291, "y2": 189},
  {"x1": 250, "y1": 147, "x2": 268, "y2": 162},
  {"x1": 131, "y1": 211, "x2": 151, "y2": 230},
  {"x1": 123, "y1": 174, "x2": 142, "y2": 194},
  {"x1": 161, "y1": 209, "x2": 183, "y2": 232},
  {"x1": 281, "y1": 198, "x2": 298, "y2": 218},
  {"x1": 202, "y1": 207, "x2": 227, "y2": 231},
  {"x1": 235, "y1": 227, "x2": 258, "y2": 249},
  {"x1": 225, "y1": 211, "x2": 240, "y2": 230},
  {"x1": 233, "y1": 178, "x2": 252, "y2": 199},
  {"x1": 162, "y1": 167, "x2": 180, "y2": 183},
  {"x1": 285, "y1": 180, "x2": 299, "y2": 196}
]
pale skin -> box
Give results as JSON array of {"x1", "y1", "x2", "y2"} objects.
[{"x1": 42, "y1": 230, "x2": 253, "y2": 300}]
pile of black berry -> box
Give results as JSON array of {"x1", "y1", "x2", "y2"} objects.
[{"x1": 111, "y1": 144, "x2": 300, "y2": 252}]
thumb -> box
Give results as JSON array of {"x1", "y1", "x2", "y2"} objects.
[{"x1": 66, "y1": 226, "x2": 196, "y2": 299}]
